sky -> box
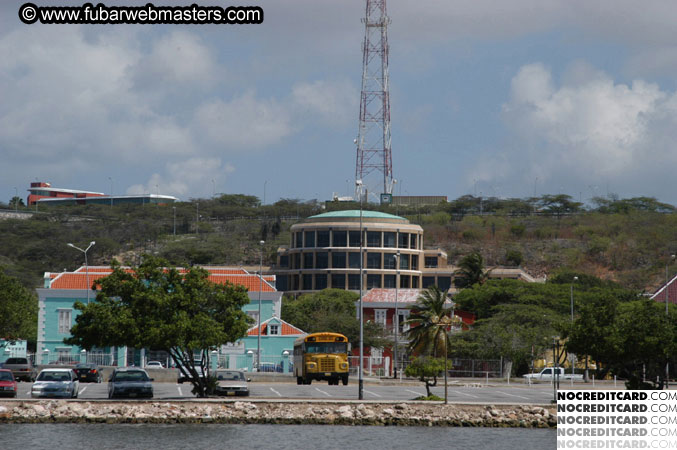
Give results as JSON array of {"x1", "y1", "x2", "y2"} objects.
[{"x1": 2, "y1": 1, "x2": 677, "y2": 205}]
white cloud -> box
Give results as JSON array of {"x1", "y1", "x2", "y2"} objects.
[
  {"x1": 127, "y1": 157, "x2": 235, "y2": 198},
  {"x1": 291, "y1": 79, "x2": 358, "y2": 127},
  {"x1": 192, "y1": 92, "x2": 294, "y2": 150},
  {"x1": 472, "y1": 62, "x2": 677, "y2": 199}
]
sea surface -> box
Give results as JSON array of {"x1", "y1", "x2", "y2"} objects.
[{"x1": 0, "y1": 423, "x2": 555, "y2": 449}]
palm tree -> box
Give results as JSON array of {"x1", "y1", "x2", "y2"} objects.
[
  {"x1": 454, "y1": 251, "x2": 488, "y2": 288},
  {"x1": 405, "y1": 286, "x2": 461, "y2": 403}
]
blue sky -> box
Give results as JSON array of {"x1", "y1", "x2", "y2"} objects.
[{"x1": 2, "y1": 1, "x2": 677, "y2": 205}]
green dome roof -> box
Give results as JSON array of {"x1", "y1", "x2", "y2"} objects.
[{"x1": 308, "y1": 210, "x2": 407, "y2": 222}]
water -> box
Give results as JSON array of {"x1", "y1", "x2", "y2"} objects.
[{"x1": 0, "y1": 424, "x2": 554, "y2": 449}]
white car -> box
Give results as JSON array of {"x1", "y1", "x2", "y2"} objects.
[
  {"x1": 31, "y1": 368, "x2": 79, "y2": 398},
  {"x1": 146, "y1": 361, "x2": 164, "y2": 369},
  {"x1": 214, "y1": 370, "x2": 250, "y2": 396}
]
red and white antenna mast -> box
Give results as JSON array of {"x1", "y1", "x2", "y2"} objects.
[{"x1": 355, "y1": 0, "x2": 393, "y2": 201}]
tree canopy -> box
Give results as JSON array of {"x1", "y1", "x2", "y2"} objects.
[
  {"x1": 65, "y1": 256, "x2": 252, "y2": 397},
  {"x1": 0, "y1": 268, "x2": 37, "y2": 347},
  {"x1": 281, "y1": 288, "x2": 388, "y2": 349}
]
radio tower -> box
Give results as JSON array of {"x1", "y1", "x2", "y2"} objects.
[{"x1": 355, "y1": 0, "x2": 393, "y2": 201}]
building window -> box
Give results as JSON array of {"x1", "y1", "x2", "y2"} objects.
[
  {"x1": 302, "y1": 274, "x2": 313, "y2": 290},
  {"x1": 437, "y1": 276, "x2": 452, "y2": 292},
  {"x1": 291, "y1": 275, "x2": 299, "y2": 290},
  {"x1": 349, "y1": 252, "x2": 361, "y2": 269},
  {"x1": 374, "y1": 309, "x2": 387, "y2": 326},
  {"x1": 384, "y1": 274, "x2": 396, "y2": 288},
  {"x1": 398, "y1": 233, "x2": 408, "y2": 249},
  {"x1": 400, "y1": 276, "x2": 410, "y2": 289},
  {"x1": 349, "y1": 230, "x2": 361, "y2": 247},
  {"x1": 383, "y1": 232, "x2": 396, "y2": 248},
  {"x1": 303, "y1": 253, "x2": 314, "y2": 269},
  {"x1": 424, "y1": 256, "x2": 438, "y2": 268},
  {"x1": 304, "y1": 231, "x2": 315, "y2": 248},
  {"x1": 317, "y1": 230, "x2": 330, "y2": 247},
  {"x1": 332, "y1": 230, "x2": 347, "y2": 247},
  {"x1": 383, "y1": 253, "x2": 397, "y2": 269},
  {"x1": 412, "y1": 276, "x2": 419, "y2": 288},
  {"x1": 366, "y1": 252, "x2": 381, "y2": 269},
  {"x1": 331, "y1": 274, "x2": 345, "y2": 289},
  {"x1": 247, "y1": 311, "x2": 259, "y2": 325},
  {"x1": 411, "y1": 255, "x2": 419, "y2": 270},
  {"x1": 58, "y1": 309, "x2": 72, "y2": 334},
  {"x1": 269, "y1": 324, "x2": 279, "y2": 335},
  {"x1": 348, "y1": 274, "x2": 361, "y2": 290},
  {"x1": 276, "y1": 275, "x2": 288, "y2": 291},
  {"x1": 399, "y1": 254, "x2": 409, "y2": 270},
  {"x1": 292, "y1": 254, "x2": 300, "y2": 269},
  {"x1": 422, "y1": 276, "x2": 435, "y2": 288},
  {"x1": 367, "y1": 231, "x2": 381, "y2": 247},
  {"x1": 332, "y1": 252, "x2": 346, "y2": 268},
  {"x1": 410, "y1": 234, "x2": 418, "y2": 249},
  {"x1": 367, "y1": 274, "x2": 381, "y2": 289},
  {"x1": 279, "y1": 255, "x2": 289, "y2": 268},
  {"x1": 316, "y1": 252, "x2": 328, "y2": 269},
  {"x1": 315, "y1": 274, "x2": 327, "y2": 290},
  {"x1": 398, "y1": 310, "x2": 410, "y2": 333},
  {"x1": 370, "y1": 347, "x2": 383, "y2": 363},
  {"x1": 295, "y1": 232, "x2": 303, "y2": 248}
]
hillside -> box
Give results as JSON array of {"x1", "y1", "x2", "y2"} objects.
[{"x1": 0, "y1": 194, "x2": 675, "y2": 293}]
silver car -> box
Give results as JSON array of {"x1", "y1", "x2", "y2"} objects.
[
  {"x1": 31, "y1": 368, "x2": 79, "y2": 398},
  {"x1": 108, "y1": 368, "x2": 154, "y2": 399},
  {"x1": 214, "y1": 370, "x2": 250, "y2": 396}
]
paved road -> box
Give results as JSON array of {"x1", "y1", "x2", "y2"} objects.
[{"x1": 13, "y1": 380, "x2": 558, "y2": 404}]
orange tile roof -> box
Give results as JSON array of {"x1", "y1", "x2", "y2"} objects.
[
  {"x1": 50, "y1": 268, "x2": 276, "y2": 292},
  {"x1": 247, "y1": 318, "x2": 305, "y2": 336}
]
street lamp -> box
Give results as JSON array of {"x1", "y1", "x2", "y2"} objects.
[
  {"x1": 256, "y1": 240, "x2": 265, "y2": 371},
  {"x1": 570, "y1": 276, "x2": 578, "y2": 377},
  {"x1": 393, "y1": 252, "x2": 399, "y2": 379},
  {"x1": 356, "y1": 179, "x2": 364, "y2": 400},
  {"x1": 67, "y1": 241, "x2": 96, "y2": 304}
]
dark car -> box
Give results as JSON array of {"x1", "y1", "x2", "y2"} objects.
[
  {"x1": 74, "y1": 363, "x2": 103, "y2": 383},
  {"x1": 108, "y1": 368, "x2": 154, "y2": 399},
  {"x1": 2, "y1": 357, "x2": 36, "y2": 382},
  {"x1": 0, "y1": 369, "x2": 18, "y2": 398}
]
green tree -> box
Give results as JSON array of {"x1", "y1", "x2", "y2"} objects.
[
  {"x1": 454, "y1": 252, "x2": 487, "y2": 288},
  {"x1": 405, "y1": 286, "x2": 459, "y2": 357},
  {"x1": 0, "y1": 269, "x2": 38, "y2": 348},
  {"x1": 281, "y1": 289, "x2": 388, "y2": 349},
  {"x1": 9, "y1": 196, "x2": 25, "y2": 209},
  {"x1": 65, "y1": 256, "x2": 252, "y2": 397},
  {"x1": 404, "y1": 356, "x2": 446, "y2": 397}
]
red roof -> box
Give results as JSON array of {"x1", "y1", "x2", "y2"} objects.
[
  {"x1": 247, "y1": 318, "x2": 305, "y2": 336},
  {"x1": 49, "y1": 267, "x2": 276, "y2": 292},
  {"x1": 651, "y1": 274, "x2": 677, "y2": 305}
]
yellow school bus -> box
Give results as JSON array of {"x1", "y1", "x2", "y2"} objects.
[{"x1": 293, "y1": 332, "x2": 350, "y2": 386}]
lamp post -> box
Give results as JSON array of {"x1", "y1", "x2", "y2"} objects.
[
  {"x1": 666, "y1": 255, "x2": 675, "y2": 388},
  {"x1": 67, "y1": 241, "x2": 95, "y2": 304},
  {"x1": 256, "y1": 240, "x2": 265, "y2": 371},
  {"x1": 570, "y1": 276, "x2": 578, "y2": 377},
  {"x1": 393, "y1": 252, "x2": 399, "y2": 379},
  {"x1": 356, "y1": 179, "x2": 364, "y2": 400}
]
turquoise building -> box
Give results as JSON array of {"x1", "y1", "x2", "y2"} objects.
[{"x1": 36, "y1": 266, "x2": 294, "y2": 369}]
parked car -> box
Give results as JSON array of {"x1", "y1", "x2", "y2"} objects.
[
  {"x1": 2, "y1": 357, "x2": 36, "y2": 382},
  {"x1": 31, "y1": 368, "x2": 79, "y2": 398},
  {"x1": 108, "y1": 368, "x2": 154, "y2": 399},
  {"x1": 257, "y1": 362, "x2": 278, "y2": 373},
  {"x1": 146, "y1": 361, "x2": 164, "y2": 369},
  {"x1": 74, "y1": 363, "x2": 103, "y2": 383},
  {"x1": 214, "y1": 370, "x2": 250, "y2": 396},
  {"x1": 0, "y1": 369, "x2": 18, "y2": 398},
  {"x1": 177, "y1": 361, "x2": 206, "y2": 383},
  {"x1": 523, "y1": 367, "x2": 583, "y2": 382}
]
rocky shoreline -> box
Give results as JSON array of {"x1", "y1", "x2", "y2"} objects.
[{"x1": 0, "y1": 401, "x2": 556, "y2": 427}]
